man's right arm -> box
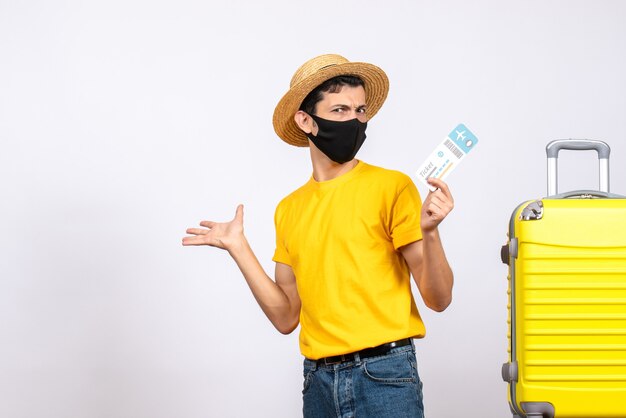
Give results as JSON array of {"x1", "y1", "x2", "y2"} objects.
[
  {"x1": 182, "y1": 204, "x2": 300, "y2": 334},
  {"x1": 230, "y1": 242, "x2": 301, "y2": 334}
]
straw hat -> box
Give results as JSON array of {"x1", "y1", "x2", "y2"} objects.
[{"x1": 273, "y1": 54, "x2": 389, "y2": 147}]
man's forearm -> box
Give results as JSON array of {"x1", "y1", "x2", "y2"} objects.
[
  {"x1": 419, "y1": 228, "x2": 454, "y2": 312},
  {"x1": 228, "y1": 238, "x2": 299, "y2": 333}
]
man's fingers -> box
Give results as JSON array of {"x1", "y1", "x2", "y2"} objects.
[
  {"x1": 429, "y1": 194, "x2": 453, "y2": 210},
  {"x1": 424, "y1": 191, "x2": 454, "y2": 218},
  {"x1": 183, "y1": 205, "x2": 244, "y2": 249},
  {"x1": 425, "y1": 202, "x2": 442, "y2": 218},
  {"x1": 234, "y1": 204, "x2": 244, "y2": 223},
  {"x1": 425, "y1": 184, "x2": 454, "y2": 212},
  {"x1": 186, "y1": 227, "x2": 208, "y2": 236},
  {"x1": 182, "y1": 236, "x2": 207, "y2": 246},
  {"x1": 182, "y1": 235, "x2": 224, "y2": 248},
  {"x1": 426, "y1": 178, "x2": 453, "y2": 199},
  {"x1": 425, "y1": 198, "x2": 441, "y2": 212}
]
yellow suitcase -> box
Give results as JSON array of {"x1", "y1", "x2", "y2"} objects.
[{"x1": 501, "y1": 140, "x2": 626, "y2": 418}]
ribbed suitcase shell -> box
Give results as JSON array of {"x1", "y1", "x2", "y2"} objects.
[{"x1": 505, "y1": 197, "x2": 626, "y2": 417}]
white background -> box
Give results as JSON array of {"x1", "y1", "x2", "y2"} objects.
[{"x1": 2, "y1": 1, "x2": 626, "y2": 417}]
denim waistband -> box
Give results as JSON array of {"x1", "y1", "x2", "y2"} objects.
[{"x1": 306, "y1": 338, "x2": 414, "y2": 368}]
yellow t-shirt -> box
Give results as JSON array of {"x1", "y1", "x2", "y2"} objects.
[{"x1": 272, "y1": 161, "x2": 426, "y2": 360}]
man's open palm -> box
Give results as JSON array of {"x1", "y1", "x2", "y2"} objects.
[{"x1": 182, "y1": 204, "x2": 245, "y2": 252}]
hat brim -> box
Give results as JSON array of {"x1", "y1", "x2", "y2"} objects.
[{"x1": 273, "y1": 62, "x2": 389, "y2": 147}]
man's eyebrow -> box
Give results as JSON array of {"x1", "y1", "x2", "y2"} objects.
[{"x1": 330, "y1": 104, "x2": 367, "y2": 109}]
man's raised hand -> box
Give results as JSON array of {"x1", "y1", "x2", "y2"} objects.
[
  {"x1": 182, "y1": 204, "x2": 245, "y2": 253},
  {"x1": 421, "y1": 178, "x2": 454, "y2": 233}
]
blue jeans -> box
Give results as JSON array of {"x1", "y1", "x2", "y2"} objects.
[{"x1": 302, "y1": 342, "x2": 424, "y2": 418}]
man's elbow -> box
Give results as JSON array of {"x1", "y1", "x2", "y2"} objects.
[
  {"x1": 426, "y1": 295, "x2": 452, "y2": 312},
  {"x1": 274, "y1": 318, "x2": 299, "y2": 335}
]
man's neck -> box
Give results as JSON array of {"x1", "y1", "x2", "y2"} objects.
[{"x1": 310, "y1": 153, "x2": 359, "y2": 182}]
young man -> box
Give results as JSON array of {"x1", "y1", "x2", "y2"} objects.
[{"x1": 183, "y1": 54, "x2": 454, "y2": 418}]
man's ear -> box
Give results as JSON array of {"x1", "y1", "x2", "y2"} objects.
[{"x1": 294, "y1": 110, "x2": 314, "y2": 134}]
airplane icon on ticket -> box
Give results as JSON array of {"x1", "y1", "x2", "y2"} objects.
[{"x1": 456, "y1": 129, "x2": 475, "y2": 147}]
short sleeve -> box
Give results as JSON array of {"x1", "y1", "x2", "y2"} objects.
[
  {"x1": 390, "y1": 179, "x2": 423, "y2": 250},
  {"x1": 272, "y1": 203, "x2": 291, "y2": 266}
]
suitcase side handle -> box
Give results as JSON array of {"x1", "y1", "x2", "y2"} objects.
[{"x1": 546, "y1": 139, "x2": 610, "y2": 196}]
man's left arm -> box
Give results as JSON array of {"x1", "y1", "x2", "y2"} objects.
[{"x1": 399, "y1": 177, "x2": 454, "y2": 312}]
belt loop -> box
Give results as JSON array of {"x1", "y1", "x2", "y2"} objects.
[
  {"x1": 353, "y1": 352, "x2": 362, "y2": 364},
  {"x1": 410, "y1": 338, "x2": 415, "y2": 352}
]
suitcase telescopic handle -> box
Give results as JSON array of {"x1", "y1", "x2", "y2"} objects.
[{"x1": 546, "y1": 139, "x2": 610, "y2": 196}]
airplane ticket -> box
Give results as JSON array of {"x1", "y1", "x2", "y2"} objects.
[{"x1": 415, "y1": 123, "x2": 478, "y2": 191}]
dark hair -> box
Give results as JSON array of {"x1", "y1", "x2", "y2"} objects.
[{"x1": 299, "y1": 75, "x2": 365, "y2": 115}]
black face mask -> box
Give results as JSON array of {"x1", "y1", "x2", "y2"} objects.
[{"x1": 306, "y1": 114, "x2": 367, "y2": 164}]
